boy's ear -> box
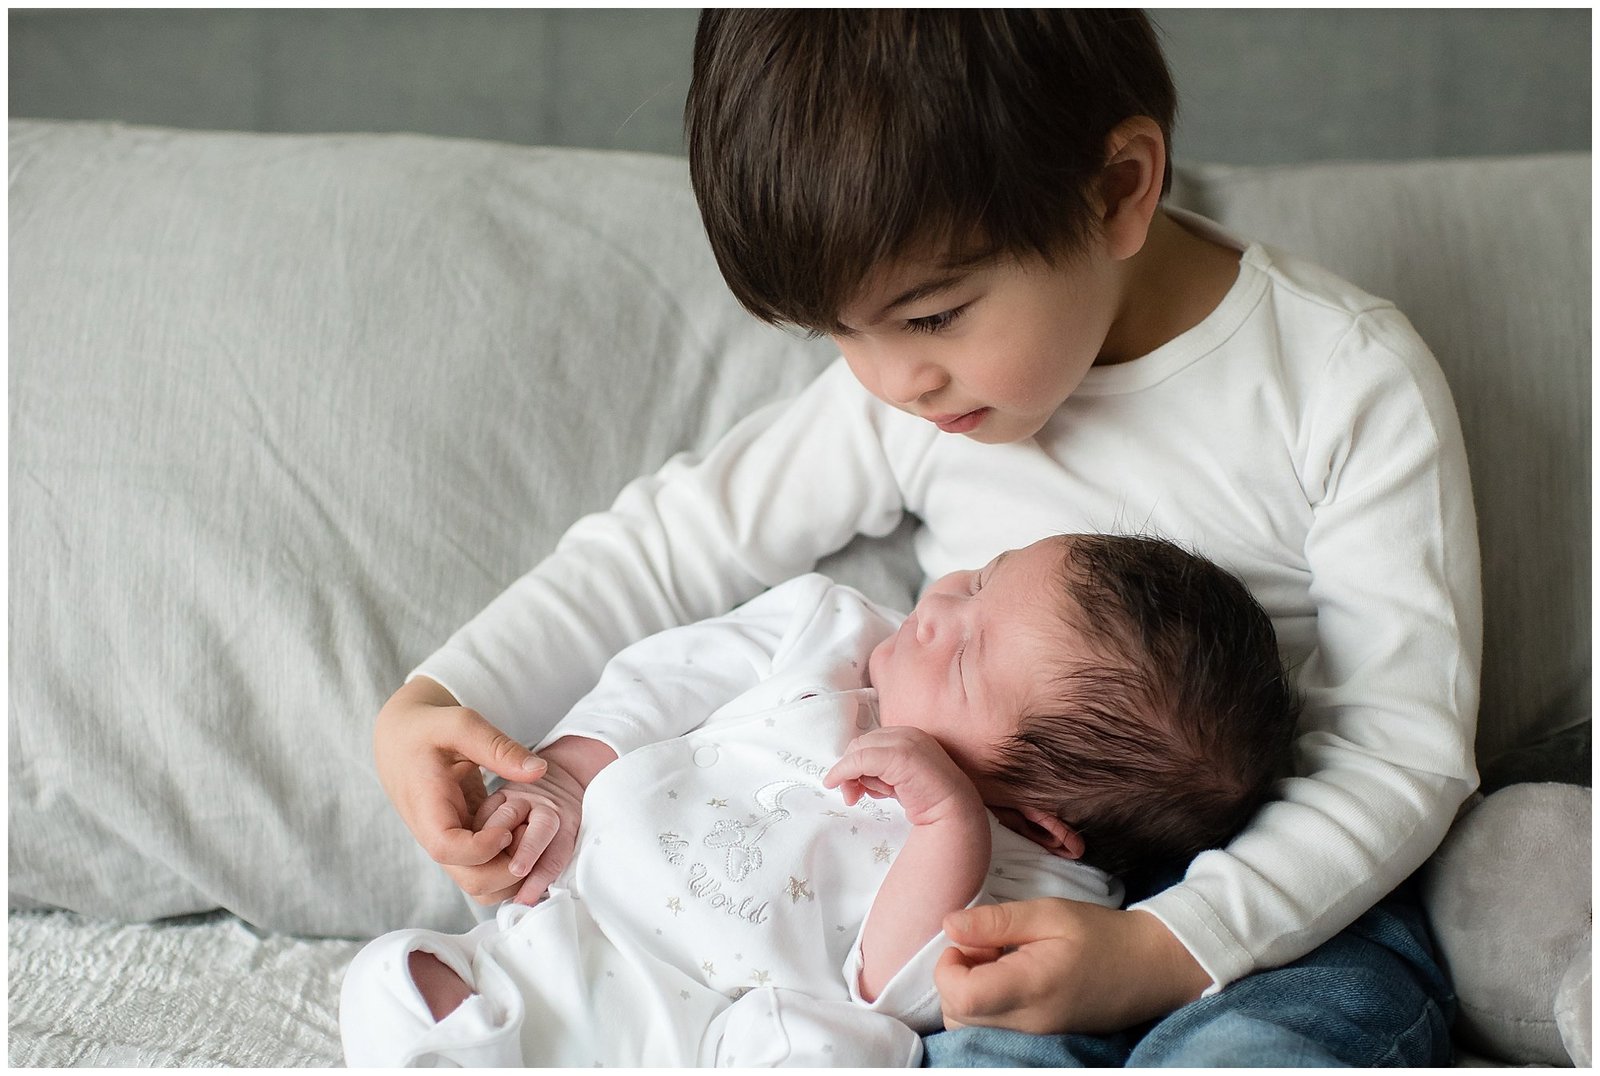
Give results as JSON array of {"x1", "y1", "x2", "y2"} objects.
[
  {"x1": 1014, "y1": 806, "x2": 1087, "y2": 861},
  {"x1": 1096, "y1": 115, "x2": 1166, "y2": 262}
]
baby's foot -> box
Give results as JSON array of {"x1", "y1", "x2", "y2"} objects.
[{"x1": 409, "y1": 950, "x2": 474, "y2": 1020}]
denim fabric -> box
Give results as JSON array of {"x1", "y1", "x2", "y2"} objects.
[{"x1": 922, "y1": 877, "x2": 1456, "y2": 1068}]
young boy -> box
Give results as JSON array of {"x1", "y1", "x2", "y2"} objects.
[
  {"x1": 373, "y1": 10, "x2": 1480, "y2": 1066},
  {"x1": 343, "y1": 535, "x2": 1298, "y2": 1067}
]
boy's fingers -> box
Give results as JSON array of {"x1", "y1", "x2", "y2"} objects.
[
  {"x1": 407, "y1": 784, "x2": 502, "y2": 865},
  {"x1": 943, "y1": 899, "x2": 1064, "y2": 948},
  {"x1": 444, "y1": 860, "x2": 523, "y2": 906},
  {"x1": 450, "y1": 709, "x2": 546, "y2": 783},
  {"x1": 935, "y1": 945, "x2": 1033, "y2": 1025},
  {"x1": 427, "y1": 820, "x2": 514, "y2": 867}
]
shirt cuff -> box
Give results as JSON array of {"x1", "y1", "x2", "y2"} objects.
[{"x1": 1128, "y1": 885, "x2": 1251, "y2": 995}]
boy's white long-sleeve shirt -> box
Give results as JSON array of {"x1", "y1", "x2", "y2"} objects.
[{"x1": 414, "y1": 210, "x2": 1482, "y2": 990}]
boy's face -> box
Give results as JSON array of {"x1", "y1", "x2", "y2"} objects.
[
  {"x1": 829, "y1": 244, "x2": 1124, "y2": 444},
  {"x1": 868, "y1": 535, "x2": 1089, "y2": 795}
]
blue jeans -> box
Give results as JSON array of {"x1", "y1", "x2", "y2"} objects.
[{"x1": 922, "y1": 875, "x2": 1455, "y2": 1067}]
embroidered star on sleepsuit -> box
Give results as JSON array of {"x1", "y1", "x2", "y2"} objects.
[{"x1": 873, "y1": 841, "x2": 893, "y2": 863}]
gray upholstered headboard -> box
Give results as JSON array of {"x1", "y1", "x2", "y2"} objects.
[{"x1": 8, "y1": 9, "x2": 1590, "y2": 165}]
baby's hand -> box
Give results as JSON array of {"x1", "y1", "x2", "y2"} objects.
[
  {"x1": 473, "y1": 736, "x2": 618, "y2": 905},
  {"x1": 823, "y1": 726, "x2": 984, "y2": 828}
]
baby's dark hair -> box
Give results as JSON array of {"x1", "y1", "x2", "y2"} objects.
[
  {"x1": 983, "y1": 535, "x2": 1299, "y2": 877},
  {"x1": 685, "y1": 10, "x2": 1176, "y2": 335}
]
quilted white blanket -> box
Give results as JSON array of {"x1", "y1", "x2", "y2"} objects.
[{"x1": 8, "y1": 911, "x2": 353, "y2": 1067}]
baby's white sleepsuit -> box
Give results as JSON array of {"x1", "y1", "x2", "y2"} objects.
[{"x1": 341, "y1": 574, "x2": 1118, "y2": 1067}]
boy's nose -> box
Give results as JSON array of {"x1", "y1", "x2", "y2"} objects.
[{"x1": 881, "y1": 353, "x2": 948, "y2": 407}]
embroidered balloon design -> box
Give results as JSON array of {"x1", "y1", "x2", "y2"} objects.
[{"x1": 701, "y1": 781, "x2": 808, "y2": 882}]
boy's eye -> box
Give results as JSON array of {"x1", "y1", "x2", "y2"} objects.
[{"x1": 905, "y1": 304, "x2": 968, "y2": 336}]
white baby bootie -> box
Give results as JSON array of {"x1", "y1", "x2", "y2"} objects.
[{"x1": 340, "y1": 924, "x2": 525, "y2": 1067}]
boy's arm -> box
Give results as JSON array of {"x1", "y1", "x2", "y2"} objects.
[
  {"x1": 1127, "y1": 313, "x2": 1480, "y2": 985},
  {"x1": 823, "y1": 727, "x2": 991, "y2": 1009},
  {"x1": 377, "y1": 361, "x2": 917, "y2": 900},
  {"x1": 937, "y1": 312, "x2": 1482, "y2": 1032},
  {"x1": 410, "y1": 360, "x2": 912, "y2": 748}
]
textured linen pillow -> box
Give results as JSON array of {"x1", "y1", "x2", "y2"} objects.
[{"x1": 7, "y1": 121, "x2": 915, "y2": 935}]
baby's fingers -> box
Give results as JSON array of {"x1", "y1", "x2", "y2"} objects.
[
  {"x1": 824, "y1": 737, "x2": 899, "y2": 786},
  {"x1": 512, "y1": 817, "x2": 579, "y2": 906},
  {"x1": 472, "y1": 790, "x2": 533, "y2": 835},
  {"x1": 508, "y1": 806, "x2": 562, "y2": 879}
]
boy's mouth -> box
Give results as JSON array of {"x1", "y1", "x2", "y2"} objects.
[{"x1": 929, "y1": 407, "x2": 991, "y2": 434}]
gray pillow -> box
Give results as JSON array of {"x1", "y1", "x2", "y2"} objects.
[{"x1": 8, "y1": 120, "x2": 914, "y2": 935}]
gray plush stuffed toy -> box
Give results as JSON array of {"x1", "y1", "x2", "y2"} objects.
[{"x1": 1422, "y1": 782, "x2": 1592, "y2": 1066}]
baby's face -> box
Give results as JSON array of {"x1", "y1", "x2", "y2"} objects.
[{"x1": 869, "y1": 535, "x2": 1090, "y2": 794}]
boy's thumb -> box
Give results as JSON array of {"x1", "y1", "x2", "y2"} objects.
[
  {"x1": 460, "y1": 710, "x2": 547, "y2": 781},
  {"x1": 945, "y1": 900, "x2": 1049, "y2": 947}
]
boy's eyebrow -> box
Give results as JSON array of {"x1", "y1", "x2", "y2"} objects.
[
  {"x1": 876, "y1": 272, "x2": 973, "y2": 321},
  {"x1": 871, "y1": 248, "x2": 1001, "y2": 324}
]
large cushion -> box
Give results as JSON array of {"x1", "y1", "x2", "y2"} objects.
[
  {"x1": 8, "y1": 120, "x2": 1588, "y2": 934},
  {"x1": 8, "y1": 121, "x2": 871, "y2": 935}
]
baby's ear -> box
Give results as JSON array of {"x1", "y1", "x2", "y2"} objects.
[{"x1": 1004, "y1": 805, "x2": 1086, "y2": 861}]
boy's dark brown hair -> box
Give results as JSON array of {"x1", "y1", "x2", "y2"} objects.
[
  {"x1": 685, "y1": 9, "x2": 1176, "y2": 335},
  {"x1": 983, "y1": 534, "x2": 1299, "y2": 877}
]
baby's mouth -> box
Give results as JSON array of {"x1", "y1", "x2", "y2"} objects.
[{"x1": 927, "y1": 407, "x2": 991, "y2": 434}]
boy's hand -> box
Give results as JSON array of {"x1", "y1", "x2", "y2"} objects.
[
  {"x1": 823, "y1": 726, "x2": 984, "y2": 827},
  {"x1": 373, "y1": 677, "x2": 550, "y2": 904},
  {"x1": 934, "y1": 900, "x2": 1213, "y2": 1034},
  {"x1": 472, "y1": 735, "x2": 618, "y2": 905}
]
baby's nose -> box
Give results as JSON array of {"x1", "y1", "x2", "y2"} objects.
[{"x1": 913, "y1": 596, "x2": 959, "y2": 645}]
